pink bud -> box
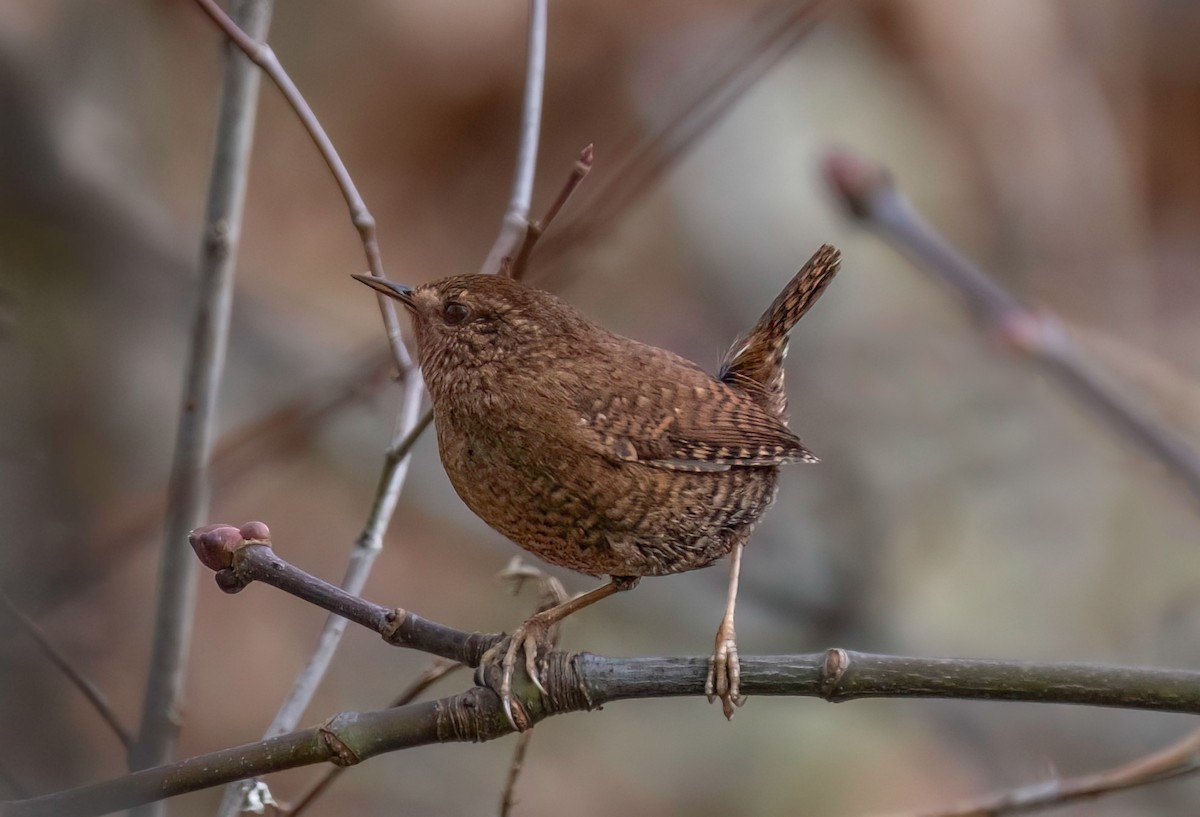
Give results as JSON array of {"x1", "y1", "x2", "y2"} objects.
[
  {"x1": 188, "y1": 524, "x2": 243, "y2": 571},
  {"x1": 239, "y1": 520, "x2": 271, "y2": 543}
]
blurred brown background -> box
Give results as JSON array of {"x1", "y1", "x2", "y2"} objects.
[{"x1": 3, "y1": 0, "x2": 1200, "y2": 814}]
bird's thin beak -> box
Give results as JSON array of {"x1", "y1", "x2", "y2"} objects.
[{"x1": 352, "y1": 273, "x2": 415, "y2": 309}]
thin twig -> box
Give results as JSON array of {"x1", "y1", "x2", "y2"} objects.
[
  {"x1": 286, "y1": 660, "x2": 463, "y2": 817},
  {"x1": 89, "y1": 345, "x2": 393, "y2": 561},
  {"x1": 215, "y1": 340, "x2": 425, "y2": 817},
  {"x1": 532, "y1": 0, "x2": 837, "y2": 286},
  {"x1": 185, "y1": 3, "x2": 430, "y2": 813},
  {"x1": 889, "y1": 727, "x2": 1200, "y2": 817},
  {"x1": 480, "y1": 0, "x2": 548, "y2": 276},
  {"x1": 262, "y1": 367, "x2": 425, "y2": 725},
  {"x1": 224, "y1": 5, "x2": 548, "y2": 808},
  {"x1": 507, "y1": 144, "x2": 594, "y2": 281},
  {"x1": 496, "y1": 559, "x2": 570, "y2": 816},
  {"x1": 189, "y1": 0, "x2": 411, "y2": 373},
  {"x1": 131, "y1": 0, "x2": 273, "y2": 785},
  {"x1": 215, "y1": 359, "x2": 423, "y2": 814},
  {"x1": 0, "y1": 592, "x2": 133, "y2": 750},
  {"x1": 824, "y1": 149, "x2": 1200, "y2": 504},
  {"x1": 32, "y1": 347, "x2": 392, "y2": 636},
  {"x1": 499, "y1": 732, "x2": 533, "y2": 817}
]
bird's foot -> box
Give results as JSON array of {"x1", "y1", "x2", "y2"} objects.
[
  {"x1": 705, "y1": 619, "x2": 743, "y2": 719},
  {"x1": 482, "y1": 613, "x2": 556, "y2": 732}
]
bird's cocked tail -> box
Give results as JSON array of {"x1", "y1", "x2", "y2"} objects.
[{"x1": 718, "y1": 244, "x2": 841, "y2": 419}]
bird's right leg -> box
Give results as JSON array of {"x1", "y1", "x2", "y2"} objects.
[
  {"x1": 706, "y1": 540, "x2": 745, "y2": 719},
  {"x1": 485, "y1": 575, "x2": 640, "y2": 731}
]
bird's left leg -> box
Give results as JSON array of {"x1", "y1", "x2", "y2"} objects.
[
  {"x1": 706, "y1": 541, "x2": 745, "y2": 718},
  {"x1": 489, "y1": 575, "x2": 640, "y2": 730}
]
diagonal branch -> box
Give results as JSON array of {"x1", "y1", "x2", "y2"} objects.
[
  {"x1": 824, "y1": 149, "x2": 1200, "y2": 504},
  {"x1": 888, "y1": 727, "x2": 1200, "y2": 817},
  {"x1": 286, "y1": 659, "x2": 463, "y2": 816},
  {"x1": 185, "y1": 3, "x2": 431, "y2": 813},
  {"x1": 0, "y1": 592, "x2": 133, "y2": 751},
  {"x1": 131, "y1": 0, "x2": 273, "y2": 784},
  {"x1": 507, "y1": 144, "x2": 594, "y2": 281},
  {"x1": 190, "y1": 524, "x2": 495, "y2": 665},
  {"x1": 496, "y1": 559, "x2": 569, "y2": 815},
  {"x1": 190, "y1": 0, "x2": 412, "y2": 373},
  {"x1": 532, "y1": 0, "x2": 837, "y2": 286},
  {"x1": 90, "y1": 345, "x2": 393, "y2": 564},
  {"x1": 212, "y1": 350, "x2": 425, "y2": 817},
  {"x1": 480, "y1": 0, "x2": 549, "y2": 276}
]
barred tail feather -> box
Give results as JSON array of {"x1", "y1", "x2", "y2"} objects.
[{"x1": 719, "y1": 244, "x2": 841, "y2": 418}]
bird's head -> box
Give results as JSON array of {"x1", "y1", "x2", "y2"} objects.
[{"x1": 354, "y1": 273, "x2": 595, "y2": 398}]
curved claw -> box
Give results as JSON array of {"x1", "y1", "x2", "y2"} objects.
[
  {"x1": 524, "y1": 628, "x2": 548, "y2": 696},
  {"x1": 490, "y1": 618, "x2": 554, "y2": 732},
  {"x1": 705, "y1": 624, "x2": 743, "y2": 719}
]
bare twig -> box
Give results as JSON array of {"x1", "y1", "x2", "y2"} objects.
[
  {"x1": 214, "y1": 363, "x2": 420, "y2": 817},
  {"x1": 183, "y1": 527, "x2": 1200, "y2": 715},
  {"x1": 480, "y1": 0, "x2": 548, "y2": 276},
  {"x1": 0, "y1": 592, "x2": 132, "y2": 750},
  {"x1": 533, "y1": 145, "x2": 595, "y2": 242},
  {"x1": 184, "y1": 3, "x2": 430, "y2": 813},
  {"x1": 131, "y1": 0, "x2": 273, "y2": 784},
  {"x1": 190, "y1": 525, "x2": 497, "y2": 665},
  {"x1": 496, "y1": 559, "x2": 570, "y2": 816},
  {"x1": 286, "y1": 660, "x2": 463, "y2": 817},
  {"x1": 214, "y1": 345, "x2": 424, "y2": 817},
  {"x1": 499, "y1": 732, "x2": 533, "y2": 817},
  {"x1": 507, "y1": 144, "x2": 594, "y2": 281},
  {"x1": 89, "y1": 345, "x2": 393, "y2": 561},
  {"x1": 497, "y1": 556, "x2": 569, "y2": 611},
  {"x1": 256, "y1": 362, "x2": 424, "y2": 736},
  {"x1": 189, "y1": 0, "x2": 411, "y2": 372},
  {"x1": 889, "y1": 727, "x2": 1200, "y2": 817},
  {"x1": 205, "y1": 347, "x2": 396, "y2": 489},
  {"x1": 824, "y1": 149, "x2": 1200, "y2": 504},
  {"x1": 8, "y1": 527, "x2": 1200, "y2": 816},
  {"x1": 8, "y1": 639, "x2": 1200, "y2": 817},
  {"x1": 532, "y1": 0, "x2": 837, "y2": 285}
]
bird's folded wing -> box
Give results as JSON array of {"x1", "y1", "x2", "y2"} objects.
[{"x1": 573, "y1": 383, "x2": 817, "y2": 472}]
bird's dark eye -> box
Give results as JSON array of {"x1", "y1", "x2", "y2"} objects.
[{"x1": 443, "y1": 301, "x2": 471, "y2": 325}]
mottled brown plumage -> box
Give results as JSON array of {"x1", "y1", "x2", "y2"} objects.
[{"x1": 354, "y1": 243, "x2": 840, "y2": 726}]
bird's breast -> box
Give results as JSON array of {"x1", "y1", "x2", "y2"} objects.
[{"x1": 431, "y1": 406, "x2": 780, "y2": 578}]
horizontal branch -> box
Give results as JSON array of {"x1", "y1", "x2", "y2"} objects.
[
  {"x1": 582, "y1": 651, "x2": 1200, "y2": 713},
  {"x1": 9, "y1": 526, "x2": 1180, "y2": 816},
  {"x1": 188, "y1": 526, "x2": 1200, "y2": 715},
  {"x1": 7, "y1": 648, "x2": 1200, "y2": 817},
  {"x1": 824, "y1": 149, "x2": 1200, "y2": 504}
]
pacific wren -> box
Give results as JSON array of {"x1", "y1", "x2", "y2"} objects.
[{"x1": 354, "y1": 244, "x2": 840, "y2": 726}]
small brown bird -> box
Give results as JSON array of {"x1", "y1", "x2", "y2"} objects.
[{"x1": 354, "y1": 244, "x2": 839, "y2": 726}]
